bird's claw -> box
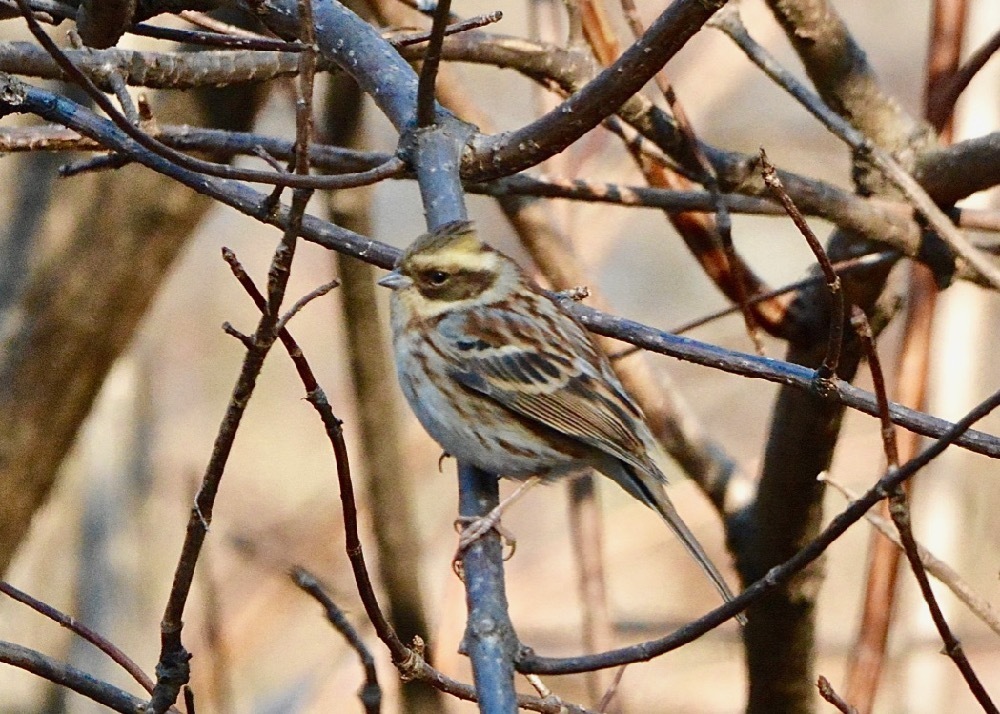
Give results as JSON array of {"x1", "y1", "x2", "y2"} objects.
[{"x1": 451, "y1": 516, "x2": 517, "y2": 579}]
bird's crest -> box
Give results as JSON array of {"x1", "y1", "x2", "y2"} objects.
[{"x1": 401, "y1": 221, "x2": 499, "y2": 274}]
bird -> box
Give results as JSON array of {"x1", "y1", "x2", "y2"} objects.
[{"x1": 378, "y1": 220, "x2": 740, "y2": 615}]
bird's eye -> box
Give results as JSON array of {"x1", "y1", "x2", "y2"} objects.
[{"x1": 427, "y1": 270, "x2": 449, "y2": 285}]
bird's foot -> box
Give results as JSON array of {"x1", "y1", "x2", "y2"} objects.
[
  {"x1": 455, "y1": 514, "x2": 518, "y2": 553},
  {"x1": 451, "y1": 515, "x2": 517, "y2": 578},
  {"x1": 451, "y1": 476, "x2": 541, "y2": 577}
]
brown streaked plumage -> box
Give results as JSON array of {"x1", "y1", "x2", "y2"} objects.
[{"x1": 379, "y1": 221, "x2": 740, "y2": 617}]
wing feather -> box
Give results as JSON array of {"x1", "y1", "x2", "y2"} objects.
[{"x1": 438, "y1": 294, "x2": 659, "y2": 477}]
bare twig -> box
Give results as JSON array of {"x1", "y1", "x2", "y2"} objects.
[
  {"x1": 822, "y1": 477, "x2": 1000, "y2": 638},
  {"x1": 713, "y1": 6, "x2": 1000, "y2": 291},
  {"x1": 390, "y1": 10, "x2": 503, "y2": 48},
  {"x1": 291, "y1": 567, "x2": 381, "y2": 714},
  {"x1": 929, "y1": 27, "x2": 1000, "y2": 131},
  {"x1": 619, "y1": 0, "x2": 762, "y2": 351},
  {"x1": 0, "y1": 580, "x2": 154, "y2": 694},
  {"x1": 846, "y1": 4, "x2": 966, "y2": 702},
  {"x1": 761, "y1": 149, "x2": 844, "y2": 381},
  {"x1": 850, "y1": 307, "x2": 999, "y2": 714},
  {"x1": 597, "y1": 665, "x2": 628, "y2": 713},
  {"x1": 179, "y1": 10, "x2": 273, "y2": 39},
  {"x1": 147, "y1": 179, "x2": 312, "y2": 714},
  {"x1": 13, "y1": 1, "x2": 406, "y2": 190},
  {"x1": 105, "y1": 70, "x2": 139, "y2": 126},
  {"x1": 818, "y1": 675, "x2": 858, "y2": 714},
  {"x1": 274, "y1": 279, "x2": 339, "y2": 333},
  {"x1": 58, "y1": 152, "x2": 132, "y2": 176},
  {"x1": 415, "y1": 0, "x2": 451, "y2": 126},
  {"x1": 849, "y1": 308, "x2": 897, "y2": 464},
  {"x1": 293, "y1": 0, "x2": 316, "y2": 177},
  {"x1": 665, "y1": 252, "x2": 895, "y2": 338},
  {"x1": 517, "y1": 382, "x2": 1000, "y2": 674},
  {"x1": 0, "y1": 641, "x2": 146, "y2": 713}
]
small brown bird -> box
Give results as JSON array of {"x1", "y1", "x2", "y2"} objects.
[{"x1": 379, "y1": 221, "x2": 738, "y2": 612}]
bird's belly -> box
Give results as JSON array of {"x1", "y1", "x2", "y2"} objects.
[{"x1": 397, "y1": 351, "x2": 578, "y2": 478}]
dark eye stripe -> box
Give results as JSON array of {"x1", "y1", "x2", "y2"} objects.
[{"x1": 417, "y1": 268, "x2": 497, "y2": 301}]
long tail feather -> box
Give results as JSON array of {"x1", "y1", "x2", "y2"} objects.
[
  {"x1": 647, "y1": 486, "x2": 747, "y2": 627},
  {"x1": 603, "y1": 459, "x2": 746, "y2": 626}
]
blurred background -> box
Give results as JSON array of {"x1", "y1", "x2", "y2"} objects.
[{"x1": 1, "y1": 0, "x2": 999, "y2": 711}]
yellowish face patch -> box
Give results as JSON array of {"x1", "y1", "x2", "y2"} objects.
[{"x1": 393, "y1": 230, "x2": 521, "y2": 317}]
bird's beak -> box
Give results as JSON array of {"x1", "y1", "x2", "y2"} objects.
[{"x1": 377, "y1": 269, "x2": 413, "y2": 290}]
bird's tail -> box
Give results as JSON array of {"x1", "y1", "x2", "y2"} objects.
[
  {"x1": 606, "y1": 458, "x2": 746, "y2": 626},
  {"x1": 647, "y1": 484, "x2": 746, "y2": 626}
]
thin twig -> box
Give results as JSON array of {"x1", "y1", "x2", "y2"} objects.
[
  {"x1": 850, "y1": 307, "x2": 999, "y2": 714},
  {"x1": 131, "y1": 22, "x2": 305, "y2": 51},
  {"x1": 146, "y1": 177, "x2": 312, "y2": 714},
  {"x1": 847, "y1": 5, "x2": 966, "y2": 702},
  {"x1": 517, "y1": 382, "x2": 1000, "y2": 674},
  {"x1": 291, "y1": 567, "x2": 381, "y2": 714},
  {"x1": 0, "y1": 580, "x2": 155, "y2": 695},
  {"x1": 761, "y1": 149, "x2": 844, "y2": 381},
  {"x1": 390, "y1": 10, "x2": 503, "y2": 48},
  {"x1": 597, "y1": 665, "x2": 627, "y2": 713},
  {"x1": 822, "y1": 476, "x2": 1000, "y2": 637},
  {"x1": 713, "y1": 6, "x2": 1000, "y2": 291},
  {"x1": 105, "y1": 70, "x2": 139, "y2": 126},
  {"x1": 611, "y1": 252, "x2": 897, "y2": 362},
  {"x1": 179, "y1": 10, "x2": 273, "y2": 39},
  {"x1": 13, "y1": 1, "x2": 405, "y2": 190},
  {"x1": 818, "y1": 675, "x2": 858, "y2": 714},
  {"x1": 275, "y1": 279, "x2": 340, "y2": 333},
  {"x1": 849, "y1": 308, "x2": 897, "y2": 464},
  {"x1": 59, "y1": 152, "x2": 132, "y2": 177},
  {"x1": 619, "y1": 0, "x2": 762, "y2": 352},
  {"x1": 415, "y1": 0, "x2": 452, "y2": 126},
  {"x1": 929, "y1": 27, "x2": 1000, "y2": 131}
]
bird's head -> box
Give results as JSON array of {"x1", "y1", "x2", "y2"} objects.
[{"x1": 378, "y1": 221, "x2": 521, "y2": 316}]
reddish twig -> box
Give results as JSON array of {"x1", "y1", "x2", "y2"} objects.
[
  {"x1": 0, "y1": 580, "x2": 155, "y2": 695},
  {"x1": 850, "y1": 307, "x2": 999, "y2": 714},
  {"x1": 928, "y1": 26, "x2": 1000, "y2": 132},
  {"x1": 818, "y1": 675, "x2": 858, "y2": 714},
  {"x1": 619, "y1": 0, "x2": 762, "y2": 352},
  {"x1": 761, "y1": 149, "x2": 844, "y2": 381}
]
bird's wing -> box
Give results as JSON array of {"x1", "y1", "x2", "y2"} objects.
[{"x1": 438, "y1": 296, "x2": 660, "y2": 477}]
